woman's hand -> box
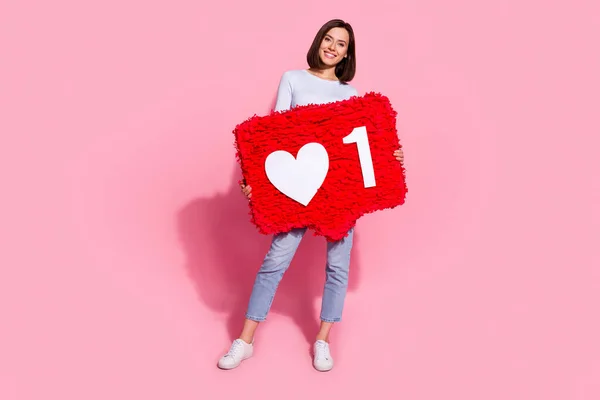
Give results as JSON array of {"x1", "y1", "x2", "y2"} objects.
[
  {"x1": 240, "y1": 181, "x2": 252, "y2": 199},
  {"x1": 394, "y1": 148, "x2": 404, "y2": 164}
]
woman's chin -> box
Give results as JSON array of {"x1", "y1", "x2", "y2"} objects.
[{"x1": 320, "y1": 58, "x2": 340, "y2": 67}]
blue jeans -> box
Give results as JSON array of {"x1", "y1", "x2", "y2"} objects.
[{"x1": 245, "y1": 227, "x2": 354, "y2": 323}]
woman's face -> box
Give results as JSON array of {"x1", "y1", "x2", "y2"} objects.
[{"x1": 318, "y1": 27, "x2": 350, "y2": 67}]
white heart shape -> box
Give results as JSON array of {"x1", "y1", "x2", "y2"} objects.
[{"x1": 265, "y1": 143, "x2": 329, "y2": 206}]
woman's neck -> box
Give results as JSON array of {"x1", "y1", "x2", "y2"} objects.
[{"x1": 308, "y1": 67, "x2": 338, "y2": 81}]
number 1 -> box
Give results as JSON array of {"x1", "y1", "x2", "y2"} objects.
[{"x1": 343, "y1": 126, "x2": 376, "y2": 188}]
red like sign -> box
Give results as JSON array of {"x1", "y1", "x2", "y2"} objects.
[{"x1": 233, "y1": 92, "x2": 407, "y2": 241}]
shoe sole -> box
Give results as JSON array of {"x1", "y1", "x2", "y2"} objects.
[
  {"x1": 313, "y1": 363, "x2": 334, "y2": 372},
  {"x1": 217, "y1": 351, "x2": 253, "y2": 370}
]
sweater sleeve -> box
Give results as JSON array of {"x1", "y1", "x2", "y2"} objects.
[{"x1": 274, "y1": 72, "x2": 293, "y2": 112}]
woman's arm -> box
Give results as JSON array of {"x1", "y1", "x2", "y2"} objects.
[
  {"x1": 273, "y1": 72, "x2": 293, "y2": 112},
  {"x1": 241, "y1": 72, "x2": 292, "y2": 196}
]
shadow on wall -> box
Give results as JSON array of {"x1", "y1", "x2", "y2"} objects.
[{"x1": 177, "y1": 168, "x2": 361, "y2": 345}]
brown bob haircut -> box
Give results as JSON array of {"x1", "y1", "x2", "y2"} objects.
[{"x1": 306, "y1": 19, "x2": 356, "y2": 84}]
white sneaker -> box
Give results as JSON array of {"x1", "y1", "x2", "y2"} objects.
[
  {"x1": 217, "y1": 339, "x2": 253, "y2": 370},
  {"x1": 313, "y1": 340, "x2": 334, "y2": 371}
]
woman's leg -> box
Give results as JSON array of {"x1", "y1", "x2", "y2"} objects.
[
  {"x1": 218, "y1": 228, "x2": 306, "y2": 369},
  {"x1": 315, "y1": 321, "x2": 334, "y2": 343},
  {"x1": 313, "y1": 228, "x2": 354, "y2": 371},
  {"x1": 239, "y1": 319, "x2": 259, "y2": 345},
  {"x1": 319, "y1": 227, "x2": 354, "y2": 329},
  {"x1": 244, "y1": 227, "x2": 307, "y2": 331}
]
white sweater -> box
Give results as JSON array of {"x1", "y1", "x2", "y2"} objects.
[{"x1": 274, "y1": 69, "x2": 359, "y2": 112}]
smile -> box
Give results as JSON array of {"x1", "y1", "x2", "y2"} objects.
[{"x1": 323, "y1": 51, "x2": 337, "y2": 59}]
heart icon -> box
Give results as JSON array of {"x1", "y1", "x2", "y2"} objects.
[{"x1": 265, "y1": 143, "x2": 329, "y2": 206}]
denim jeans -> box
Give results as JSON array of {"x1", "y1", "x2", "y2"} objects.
[{"x1": 245, "y1": 227, "x2": 354, "y2": 323}]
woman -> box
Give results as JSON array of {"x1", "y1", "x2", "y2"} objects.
[{"x1": 218, "y1": 19, "x2": 404, "y2": 371}]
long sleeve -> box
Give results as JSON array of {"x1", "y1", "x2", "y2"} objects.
[{"x1": 273, "y1": 72, "x2": 293, "y2": 112}]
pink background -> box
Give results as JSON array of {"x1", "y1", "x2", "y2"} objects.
[{"x1": 1, "y1": 1, "x2": 599, "y2": 399}]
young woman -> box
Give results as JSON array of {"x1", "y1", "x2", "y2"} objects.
[{"x1": 218, "y1": 19, "x2": 404, "y2": 372}]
